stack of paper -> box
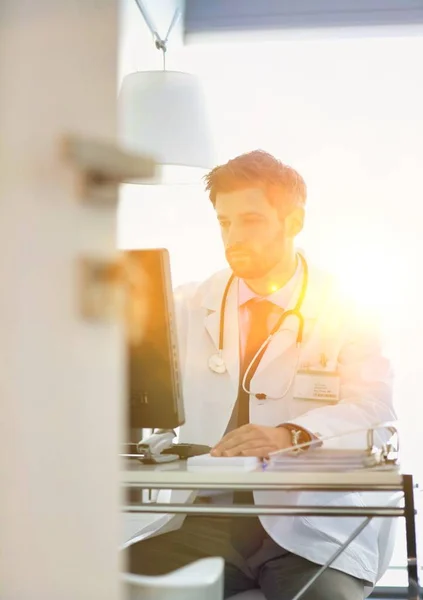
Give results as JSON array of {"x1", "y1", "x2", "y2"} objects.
[
  {"x1": 187, "y1": 454, "x2": 260, "y2": 471},
  {"x1": 267, "y1": 448, "x2": 381, "y2": 471}
]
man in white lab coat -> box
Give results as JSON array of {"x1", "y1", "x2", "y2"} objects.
[{"x1": 128, "y1": 150, "x2": 395, "y2": 599}]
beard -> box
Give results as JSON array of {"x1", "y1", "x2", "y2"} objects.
[{"x1": 225, "y1": 230, "x2": 285, "y2": 280}]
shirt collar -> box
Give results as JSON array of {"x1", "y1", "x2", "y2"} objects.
[{"x1": 238, "y1": 257, "x2": 303, "y2": 310}]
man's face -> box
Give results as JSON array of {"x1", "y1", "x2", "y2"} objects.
[{"x1": 215, "y1": 187, "x2": 288, "y2": 279}]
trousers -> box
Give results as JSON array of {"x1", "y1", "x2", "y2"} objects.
[{"x1": 127, "y1": 511, "x2": 365, "y2": 600}]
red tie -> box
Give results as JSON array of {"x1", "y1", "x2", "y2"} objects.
[
  {"x1": 237, "y1": 299, "x2": 275, "y2": 426},
  {"x1": 231, "y1": 300, "x2": 280, "y2": 521}
]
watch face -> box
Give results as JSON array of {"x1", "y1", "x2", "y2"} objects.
[{"x1": 279, "y1": 424, "x2": 311, "y2": 451}]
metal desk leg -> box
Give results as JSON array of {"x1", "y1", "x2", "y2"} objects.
[
  {"x1": 291, "y1": 517, "x2": 372, "y2": 600},
  {"x1": 403, "y1": 474, "x2": 421, "y2": 599}
]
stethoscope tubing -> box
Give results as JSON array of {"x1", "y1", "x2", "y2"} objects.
[{"x1": 210, "y1": 252, "x2": 309, "y2": 400}]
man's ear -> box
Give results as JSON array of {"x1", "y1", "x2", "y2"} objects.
[{"x1": 284, "y1": 207, "x2": 305, "y2": 238}]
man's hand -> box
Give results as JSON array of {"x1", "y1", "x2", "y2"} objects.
[{"x1": 211, "y1": 424, "x2": 292, "y2": 459}]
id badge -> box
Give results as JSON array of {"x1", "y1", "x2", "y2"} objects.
[{"x1": 293, "y1": 369, "x2": 340, "y2": 403}]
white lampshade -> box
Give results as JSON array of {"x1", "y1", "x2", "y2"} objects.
[{"x1": 118, "y1": 71, "x2": 215, "y2": 184}]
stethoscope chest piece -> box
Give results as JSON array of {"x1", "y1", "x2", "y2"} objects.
[{"x1": 208, "y1": 352, "x2": 227, "y2": 374}]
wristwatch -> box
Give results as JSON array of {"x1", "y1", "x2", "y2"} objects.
[{"x1": 277, "y1": 423, "x2": 312, "y2": 454}]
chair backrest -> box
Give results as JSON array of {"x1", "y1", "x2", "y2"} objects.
[{"x1": 123, "y1": 557, "x2": 224, "y2": 600}]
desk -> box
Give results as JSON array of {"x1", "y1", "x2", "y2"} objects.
[{"x1": 121, "y1": 461, "x2": 420, "y2": 599}]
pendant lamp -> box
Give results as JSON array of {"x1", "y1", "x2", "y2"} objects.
[{"x1": 118, "y1": 2, "x2": 215, "y2": 184}]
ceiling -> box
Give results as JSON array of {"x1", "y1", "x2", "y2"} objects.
[{"x1": 185, "y1": 0, "x2": 423, "y2": 41}]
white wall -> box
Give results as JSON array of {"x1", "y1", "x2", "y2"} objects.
[{"x1": 0, "y1": 2, "x2": 123, "y2": 598}]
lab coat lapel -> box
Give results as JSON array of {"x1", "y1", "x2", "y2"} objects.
[{"x1": 203, "y1": 271, "x2": 240, "y2": 390}]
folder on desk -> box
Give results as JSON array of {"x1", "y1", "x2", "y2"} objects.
[
  {"x1": 267, "y1": 447, "x2": 397, "y2": 472},
  {"x1": 268, "y1": 424, "x2": 399, "y2": 471}
]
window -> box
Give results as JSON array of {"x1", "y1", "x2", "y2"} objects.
[
  {"x1": 118, "y1": 32, "x2": 423, "y2": 585},
  {"x1": 181, "y1": 34, "x2": 423, "y2": 582}
]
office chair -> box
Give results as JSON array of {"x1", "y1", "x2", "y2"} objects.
[{"x1": 123, "y1": 556, "x2": 224, "y2": 600}]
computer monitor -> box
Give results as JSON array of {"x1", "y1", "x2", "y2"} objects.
[{"x1": 123, "y1": 248, "x2": 185, "y2": 431}]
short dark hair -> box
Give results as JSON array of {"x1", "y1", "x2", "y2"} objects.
[{"x1": 204, "y1": 150, "x2": 307, "y2": 214}]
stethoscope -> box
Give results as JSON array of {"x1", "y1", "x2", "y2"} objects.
[{"x1": 208, "y1": 252, "x2": 309, "y2": 401}]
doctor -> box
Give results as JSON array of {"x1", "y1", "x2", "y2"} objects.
[{"x1": 128, "y1": 150, "x2": 395, "y2": 599}]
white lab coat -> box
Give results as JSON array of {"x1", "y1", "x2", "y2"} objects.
[{"x1": 138, "y1": 261, "x2": 396, "y2": 584}]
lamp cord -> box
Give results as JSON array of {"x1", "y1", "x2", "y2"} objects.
[{"x1": 134, "y1": 0, "x2": 181, "y2": 71}]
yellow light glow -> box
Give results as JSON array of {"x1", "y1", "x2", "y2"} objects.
[{"x1": 331, "y1": 242, "x2": 408, "y2": 331}]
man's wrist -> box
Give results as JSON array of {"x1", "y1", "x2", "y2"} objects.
[{"x1": 274, "y1": 426, "x2": 292, "y2": 450}]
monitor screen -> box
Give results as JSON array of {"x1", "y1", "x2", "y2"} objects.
[{"x1": 123, "y1": 248, "x2": 185, "y2": 431}]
